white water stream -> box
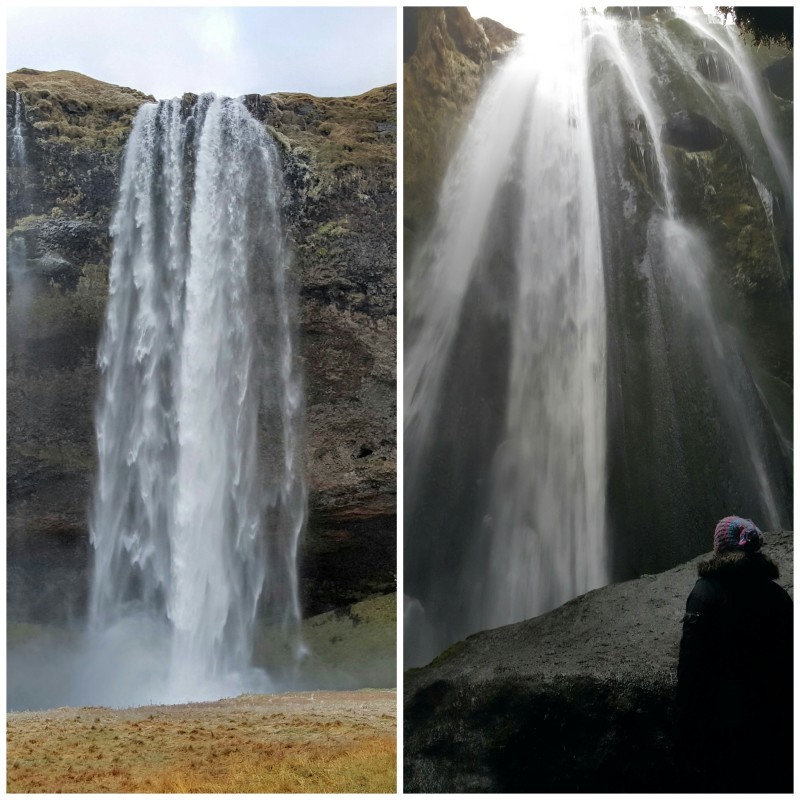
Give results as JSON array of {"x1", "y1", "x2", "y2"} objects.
[
  {"x1": 406, "y1": 12, "x2": 607, "y2": 660},
  {"x1": 86, "y1": 95, "x2": 305, "y2": 706}
]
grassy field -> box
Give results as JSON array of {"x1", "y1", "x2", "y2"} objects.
[{"x1": 7, "y1": 690, "x2": 396, "y2": 793}]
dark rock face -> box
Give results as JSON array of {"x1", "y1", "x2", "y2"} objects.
[
  {"x1": 6, "y1": 69, "x2": 396, "y2": 625},
  {"x1": 763, "y1": 54, "x2": 793, "y2": 101},
  {"x1": 476, "y1": 17, "x2": 518, "y2": 58},
  {"x1": 662, "y1": 110, "x2": 725, "y2": 151},
  {"x1": 404, "y1": 532, "x2": 793, "y2": 792},
  {"x1": 403, "y1": 8, "x2": 517, "y2": 264},
  {"x1": 696, "y1": 51, "x2": 735, "y2": 83},
  {"x1": 588, "y1": 28, "x2": 793, "y2": 580}
]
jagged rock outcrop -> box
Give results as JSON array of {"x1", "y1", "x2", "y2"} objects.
[
  {"x1": 404, "y1": 531, "x2": 793, "y2": 792},
  {"x1": 403, "y1": 8, "x2": 517, "y2": 264},
  {"x1": 6, "y1": 69, "x2": 396, "y2": 623}
]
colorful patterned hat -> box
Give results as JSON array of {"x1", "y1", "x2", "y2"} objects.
[{"x1": 713, "y1": 516, "x2": 763, "y2": 554}]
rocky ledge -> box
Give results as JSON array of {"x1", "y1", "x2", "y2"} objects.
[{"x1": 404, "y1": 531, "x2": 793, "y2": 792}]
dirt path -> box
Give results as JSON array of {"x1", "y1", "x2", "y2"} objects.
[{"x1": 7, "y1": 689, "x2": 396, "y2": 793}]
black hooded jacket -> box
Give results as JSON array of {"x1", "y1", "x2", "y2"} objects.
[{"x1": 676, "y1": 551, "x2": 793, "y2": 792}]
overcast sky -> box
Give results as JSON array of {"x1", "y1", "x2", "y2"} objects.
[{"x1": 7, "y1": 6, "x2": 397, "y2": 99}]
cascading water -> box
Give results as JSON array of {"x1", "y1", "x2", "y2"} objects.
[
  {"x1": 10, "y1": 91, "x2": 28, "y2": 168},
  {"x1": 590, "y1": 9, "x2": 791, "y2": 570},
  {"x1": 405, "y1": 11, "x2": 607, "y2": 665},
  {"x1": 8, "y1": 91, "x2": 30, "y2": 311},
  {"x1": 83, "y1": 94, "x2": 306, "y2": 706},
  {"x1": 405, "y1": 8, "x2": 792, "y2": 668}
]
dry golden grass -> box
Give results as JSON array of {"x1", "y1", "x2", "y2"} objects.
[
  {"x1": 7, "y1": 68, "x2": 153, "y2": 149},
  {"x1": 268, "y1": 84, "x2": 396, "y2": 190},
  {"x1": 7, "y1": 690, "x2": 396, "y2": 794},
  {"x1": 151, "y1": 734, "x2": 394, "y2": 793}
]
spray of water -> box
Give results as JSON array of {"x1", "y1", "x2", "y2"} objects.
[{"x1": 78, "y1": 95, "x2": 306, "y2": 707}]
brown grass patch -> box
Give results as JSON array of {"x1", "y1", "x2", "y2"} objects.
[
  {"x1": 150, "y1": 734, "x2": 394, "y2": 793},
  {"x1": 8, "y1": 69, "x2": 153, "y2": 150},
  {"x1": 7, "y1": 690, "x2": 396, "y2": 794}
]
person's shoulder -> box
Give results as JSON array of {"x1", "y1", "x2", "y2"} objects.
[
  {"x1": 685, "y1": 573, "x2": 722, "y2": 611},
  {"x1": 698, "y1": 550, "x2": 779, "y2": 581}
]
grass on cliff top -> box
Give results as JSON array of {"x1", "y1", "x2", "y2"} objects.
[
  {"x1": 8, "y1": 68, "x2": 152, "y2": 149},
  {"x1": 8, "y1": 68, "x2": 395, "y2": 179},
  {"x1": 270, "y1": 84, "x2": 396, "y2": 177}
]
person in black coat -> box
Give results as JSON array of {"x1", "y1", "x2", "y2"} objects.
[{"x1": 676, "y1": 516, "x2": 793, "y2": 793}]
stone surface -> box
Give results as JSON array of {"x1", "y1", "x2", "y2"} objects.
[
  {"x1": 587, "y1": 25, "x2": 793, "y2": 581},
  {"x1": 763, "y1": 54, "x2": 793, "y2": 101},
  {"x1": 403, "y1": 8, "x2": 517, "y2": 266},
  {"x1": 6, "y1": 69, "x2": 396, "y2": 623},
  {"x1": 661, "y1": 109, "x2": 725, "y2": 151},
  {"x1": 404, "y1": 531, "x2": 793, "y2": 792}
]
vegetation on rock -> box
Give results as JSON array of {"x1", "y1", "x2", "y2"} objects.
[
  {"x1": 8, "y1": 69, "x2": 153, "y2": 149},
  {"x1": 717, "y1": 6, "x2": 793, "y2": 48}
]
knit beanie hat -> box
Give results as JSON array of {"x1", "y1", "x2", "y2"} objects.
[{"x1": 713, "y1": 516, "x2": 763, "y2": 554}]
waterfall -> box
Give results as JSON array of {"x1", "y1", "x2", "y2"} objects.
[
  {"x1": 86, "y1": 95, "x2": 305, "y2": 705},
  {"x1": 405, "y1": 9, "x2": 792, "y2": 667},
  {"x1": 405, "y1": 11, "x2": 607, "y2": 665},
  {"x1": 8, "y1": 92, "x2": 31, "y2": 318},
  {"x1": 10, "y1": 91, "x2": 27, "y2": 169},
  {"x1": 590, "y1": 9, "x2": 791, "y2": 552}
]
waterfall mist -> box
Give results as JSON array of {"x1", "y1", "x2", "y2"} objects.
[
  {"x1": 405, "y1": 8, "x2": 792, "y2": 667},
  {"x1": 8, "y1": 95, "x2": 306, "y2": 709}
]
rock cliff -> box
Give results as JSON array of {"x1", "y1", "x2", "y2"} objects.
[
  {"x1": 404, "y1": 531, "x2": 793, "y2": 792},
  {"x1": 6, "y1": 68, "x2": 396, "y2": 623},
  {"x1": 403, "y1": 8, "x2": 517, "y2": 266}
]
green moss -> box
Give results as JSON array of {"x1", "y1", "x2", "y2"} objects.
[
  {"x1": 428, "y1": 639, "x2": 466, "y2": 668},
  {"x1": 7, "y1": 623, "x2": 77, "y2": 647},
  {"x1": 253, "y1": 592, "x2": 396, "y2": 687},
  {"x1": 316, "y1": 220, "x2": 349, "y2": 237},
  {"x1": 7, "y1": 214, "x2": 49, "y2": 234}
]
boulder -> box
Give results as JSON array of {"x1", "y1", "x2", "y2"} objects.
[{"x1": 404, "y1": 531, "x2": 793, "y2": 792}]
